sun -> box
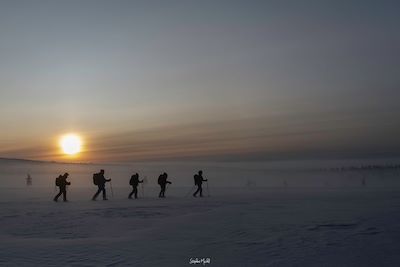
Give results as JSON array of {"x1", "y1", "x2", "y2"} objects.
[{"x1": 60, "y1": 134, "x2": 82, "y2": 155}]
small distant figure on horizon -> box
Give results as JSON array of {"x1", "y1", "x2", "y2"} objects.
[
  {"x1": 361, "y1": 176, "x2": 367, "y2": 187},
  {"x1": 129, "y1": 173, "x2": 143, "y2": 199},
  {"x1": 158, "y1": 172, "x2": 171, "y2": 198},
  {"x1": 92, "y1": 169, "x2": 112, "y2": 201},
  {"x1": 53, "y1": 173, "x2": 71, "y2": 202},
  {"x1": 193, "y1": 170, "x2": 208, "y2": 197},
  {"x1": 26, "y1": 174, "x2": 32, "y2": 186},
  {"x1": 245, "y1": 179, "x2": 256, "y2": 187}
]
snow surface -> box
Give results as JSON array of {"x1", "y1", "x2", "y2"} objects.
[{"x1": 1, "y1": 186, "x2": 400, "y2": 266}]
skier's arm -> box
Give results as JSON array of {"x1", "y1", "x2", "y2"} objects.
[{"x1": 139, "y1": 180, "x2": 144, "y2": 183}]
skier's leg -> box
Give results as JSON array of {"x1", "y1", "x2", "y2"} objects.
[
  {"x1": 92, "y1": 186, "x2": 101, "y2": 200},
  {"x1": 102, "y1": 186, "x2": 107, "y2": 200},
  {"x1": 63, "y1": 188, "x2": 67, "y2": 201},
  {"x1": 129, "y1": 186, "x2": 134, "y2": 199},
  {"x1": 193, "y1": 185, "x2": 200, "y2": 197},
  {"x1": 54, "y1": 188, "x2": 62, "y2": 201}
]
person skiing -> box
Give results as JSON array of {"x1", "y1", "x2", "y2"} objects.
[
  {"x1": 158, "y1": 172, "x2": 171, "y2": 198},
  {"x1": 53, "y1": 173, "x2": 71, "y2": 202},
  {"x1": 129, "y1": 173, "x2": 143, "y2": 199},
  {"x1": 193, "y1": 170, "x2": 208, "y2": 197},
  {"x1": 92, "y1": 169, "x2": 112, "y2": 201}
]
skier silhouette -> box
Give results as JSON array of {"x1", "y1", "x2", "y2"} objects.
[
  {"x1": 92, "y1": 169, "x2": 111, "y2": 201},
  {"x1": 158, "y1": 172, "x2": 171, "y2": 198},
  {"x1": 129, "y1": 173, "x2": 143, "y2": 199},
  {"x1": 193, "y1": 170, "x2": 207, "y2": 197},
  {"x1": 53, "y1": 173, "x2": 71, "y2": 202},
  {"x1": 26, "y1": 174, "x2": 32, "y2": 186}
]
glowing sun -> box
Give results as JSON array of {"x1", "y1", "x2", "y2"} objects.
[{"x1": 60, "y1": 134, "x2": 82, "y2": 155}]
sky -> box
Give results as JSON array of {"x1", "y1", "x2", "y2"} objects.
[{"x1": 0, "y1": 0, "x2": 399, "y2": 163}]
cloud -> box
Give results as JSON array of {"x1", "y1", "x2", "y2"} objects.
[{"x1": 80, "y1": 111, "x2": 400, "y2": 162}]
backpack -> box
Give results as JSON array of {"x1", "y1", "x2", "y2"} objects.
[
  {"x1": 93, "y1": 173, "x2": 99, "y2": 185},
  {"x1": 129, "y1": 176, "x2": 134, "y2": 186},
  {"x1": 194, "y1": 174, "x2": 201, "y2": 185},
  {"x1": 55, "y1": 176, "x2": 62, "y2": 187},
  {"x1": 158, "y1": 175, "x2": 163, "y2": 185}
]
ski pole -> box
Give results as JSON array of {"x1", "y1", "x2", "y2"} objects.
[
  {"x1": 66, "y1": 185, "x2": 70, "y2": 201},
  {"x1": 142, "y1": 176, "x2": 147, "y2": 197},
  {"x1": 110, "y1": 180, "x2": 114, "y2": 198},
  {"x1": 166, "y1": 183, "x2": 170, "y2": 190}
]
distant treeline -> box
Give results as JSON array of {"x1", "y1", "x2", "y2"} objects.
[{"x1": 326, "y1": 164, "x2": 400, "y2": 172}]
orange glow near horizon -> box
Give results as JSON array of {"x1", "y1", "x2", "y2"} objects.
[{"x1": 60, "y1": 134, "x2": 83, "y2": 156}]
